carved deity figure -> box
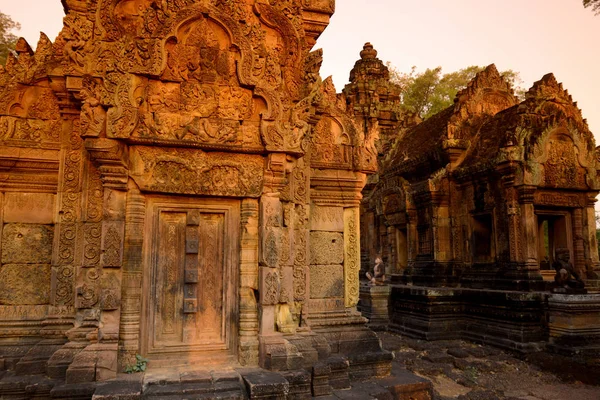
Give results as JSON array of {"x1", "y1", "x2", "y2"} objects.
[
  {"x1": 553, "y1": 248, "x2": 585, "y2": 291},
  {"x1": 366, "y1": 256, "x2": 386, "y2": 285}
]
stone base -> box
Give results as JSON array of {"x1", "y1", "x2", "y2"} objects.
[
  {"x1": 259, "y1": 334, "x2": 304, "y2": 371},
  {"x1": 66, "y1": 343, "x2": 118, "y2": 384},
  {"x1": 548, "y1": 294, "x2": 600, "y2": 358},
  {"x1": 358, "y1": 282, "x2": 391, "y2": 331},
  {"x1": 15, "y1": 339, "x2": 65, "y2": 376},
  {"x1": 308, "y1": 310, "x2": 394, "y2": 379},
  {"x1": 0, "y1": 364, "x2": 432, "y2": 399},
  {"x1": 389, "y1": 285, "x2": 547, "y2": 352}
]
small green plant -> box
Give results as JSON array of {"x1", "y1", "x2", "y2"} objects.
[
  {"x1": 464, "y1": 365, "x2": 479, "y2": 383},
  {"x1": 124, "y1": 354, "x2": 149, "y2": 373}
]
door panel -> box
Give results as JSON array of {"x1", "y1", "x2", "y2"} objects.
[
  {"x1": 155, "y1": 211, "x2": 186, "y2": 346},
  {"x1": 143, "y1": 198, "x2": 239, "y2": 359}
]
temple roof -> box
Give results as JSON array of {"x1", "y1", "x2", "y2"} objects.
[
  {"x1": 457, "y1": 73, "x2": 594, "y2": 174},
  {"x1": 385, "y1": 64, "x2": 517, "y2": 178}
]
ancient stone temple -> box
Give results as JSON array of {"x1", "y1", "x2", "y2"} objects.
[
  {"x1": 0, "y1": 1, "x2": 395, "y2": 397},
  {"x1": 364, "y1": 64, "x2": 600, "y2": 353}
]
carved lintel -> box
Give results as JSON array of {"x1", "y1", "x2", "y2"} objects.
[{"x1": 84, "y1": 138, "x2": 128, "y2": 190}]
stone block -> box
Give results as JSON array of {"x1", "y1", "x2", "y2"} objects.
[
  {"x1": 260, "y1": 267, "x2": 280, "y2": 305},
  {"x1": 327, "y1": 356, "x2": 350, "y2": 390},
  {"x1": 281, "y1": 369, "x2": 311, "y2": 400},
  {"x1": 311, "y1": 362, "x2": 332, "y2": 397},
  {"x1": 310, "y1": 232, "x2": 343, "y2": 265},
  {"x1": 3, "y1": 193, "x2": 55, "y2": 224},
  {"x1": 359, "y1": 283, "x2": 391, "y2": 331},
  {"x1": 309, "y1": 265, "x2": 344, "y2": 299},
  {"x1": 1, "y1": 224, "x2": 53, "y2": 264},
  {"x1": 548, "y1": 293, "x2": 600, "y2": 357},
  {"x1": 241, "y1": 369, "x2": 289, "y2": 399},
  {"x1": 310, "y1": 206, "x2": 344, "y2": 232},
  {"x1": 93, "y1": 374, "x2": 142, "y2": 400},
  {"x1": 0, "y1": 264, "x2": 51, "y2": 305}
]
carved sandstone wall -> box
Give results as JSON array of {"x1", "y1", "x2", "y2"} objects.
[{"x1": 0, "y1": 0, "x2": 394, "y2": 387}]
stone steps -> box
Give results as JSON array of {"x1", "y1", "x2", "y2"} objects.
[{"x1": 0, "y1": 362, "x2": 432, "y2": 400}]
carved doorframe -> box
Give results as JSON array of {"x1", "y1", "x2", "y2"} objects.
[{"x1": 140, "y1": 196, "x2": 240, "y2": 362}]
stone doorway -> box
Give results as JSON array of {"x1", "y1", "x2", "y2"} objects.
[
  {"x1": 536, "y1": 210, "x2": 572, "y2": 281},
  {"x1": 141, "y1": 197, "x2": 240, "y2": 364}
]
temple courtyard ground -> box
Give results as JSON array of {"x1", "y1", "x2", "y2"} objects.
[{"x1": 377, "y1": 332, "x2": 600, "y2": 400}]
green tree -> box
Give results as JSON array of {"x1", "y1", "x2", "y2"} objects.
[
  {"x1": 387, "y1": 64, "x2": 525, "y2": 120},
  {"x1": 583, "y1": 0, "x2": 600, "y2": 15},
  {"x1": 0, "y1": 11, "x2": 20, "y2": 66}
]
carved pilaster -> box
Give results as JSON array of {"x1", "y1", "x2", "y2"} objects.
[
  {"x1": 239, "y1": 198, "x2": 260, "y2": 366},
  {"x1": 518, "y1": 186, "x2": 538, "y2": 267},
  {"x1": 387, "y1": 226, "x2": 396, "y2": 275},
  {"x1": 406, "y1": 209, "x2": 418, "y2": 264},
  {"x1": 117, "y1": 184, "x2": 145, "y2": 369},
  {"x1": 572, "y1": 208, "x2": 586, "y2": 279},
  {"x1": 344, "y1": 207, "x2": 360, "y2": 308},
  {"x1": 584, "y1": 194, "x2": 600, "y2": 279}
]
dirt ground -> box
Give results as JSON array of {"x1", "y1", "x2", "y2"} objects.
[{"x1": 377, "y1": 332, "x2": 600, "y2": 400}]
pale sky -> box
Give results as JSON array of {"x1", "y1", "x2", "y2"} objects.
[{"x1": 2, "y1": 0, "x2": 599, "y2": 140}]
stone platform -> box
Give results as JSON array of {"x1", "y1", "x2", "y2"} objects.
[
  {"x1": 547, "y1": 293, "x2": 600, "y2": 358},
  {"x1": 0, "y1": 363, "x2": 432, "y2": 399},
  {"x1": 388, "y1": 285, "x2": 548, "y2": 352}
]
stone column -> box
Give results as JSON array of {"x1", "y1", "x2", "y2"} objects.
[
  {"x1": 584, "y1": 194, "x2": 600, "y2": 284},
  {"x1": 387, "y1": 226, "x2": 396, "y2": 275},
  {"x1": 432, "y1": 193, "x2": 451, "y2": 263},
  {"x1": 33, "y1": 115, "x2": 81, "y2": 378},
  {"x1": 406, "y1": 209, "x2": 418, "y2": 273},
  {"x1": 64, "y1": 138, "x2": 128, "y2": 383},
  {"x1": 239, "y1": 198, "x2": 259, "y2": 366},
  {"x1": 117, "y1": 184, "x2": 145, "y2": 370},
  {"x1": 519, "y1": 187, "x2": 538, "y2": 264},
  {"x1": 514, "y1": 186, "x2": 543, "y2": 289},
  {"x1": 362, "y1": 211, "x2": 376, "y2": 276},
  {"x1": 572, "y1": 208, "x2": 586, "y2": 280}
]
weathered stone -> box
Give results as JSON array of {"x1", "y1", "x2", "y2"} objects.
[
  {"x1": 309, "y1": 265, "x2": 344, "y2": 298},
  {"x1": 359, "y1": 283, "x2": 391, "y2": 331},
  {"x1": 447, "y1": 348, "x2": 470, "y2": 359},
  {"x1": 281, "y1": 369, "x2": 311, "y2": 400},
  {"x1": 1, "y1": 224, "x2": 53, "y2": 264},
  {"x1": 310, "y1": 206, "x2": 344, "y2": 232},
  {"x1": 361, "y1": 58, "x2": 600, "y2": 355},
  {"x1": 547, "y1": 294, "x2": 600, "y2": 357},
  {"x1": 312, "y1": 362, "x2": 332, "y2": 397},
  {"x1": 241, "y1": 370, "x2": 289, "y2": 399},
  {"x1": 310, "y1": 232, "x2": 344, "y2": 265},
  {"x1": 0, "y1": 0, "x2": 396, "y2": 391},
  {"x1": 0, "y1": 264, "x2": 51, "y2": 305},
  {"x1": 3, "y1": 193, "x2": 55, "y2": 224}
]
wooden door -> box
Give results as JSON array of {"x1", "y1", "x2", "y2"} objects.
[{"x1": 143, "y1": 198, "x2": 239, "y2": 361}]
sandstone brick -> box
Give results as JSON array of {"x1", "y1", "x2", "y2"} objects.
[
  {"x1": 310, "y1": 232, "x2": 343, "y2": 265},
  {"x1": 0, "y1": 264, "x2": 51, "y2": 305},
  {"x1": 1, "y1": 224, "x2": 54, "y2": 264}
]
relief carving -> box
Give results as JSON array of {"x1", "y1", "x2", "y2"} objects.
[
  {"x1": 263, "y1": 270, "x2": 279, "y2": 306},
  {"x1": 102, "y1": 224, "x2": 123, "y2": 268},
  {"x1": 344, "y1": 208, "x2": 360, "y2": 307},
  {"x1": 130, "y1": 147, "x2": 264, "y2": 197},
  {"x1": 544, "y1": 134, "x2": 586, "y2": 189}
]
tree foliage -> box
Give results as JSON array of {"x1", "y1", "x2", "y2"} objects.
[
  {"x1": 583, "y1": 0, "x2": 600, "y2": 15},
  {"x1": 0, "y1": 11, "x2": 20, "y2": 66},
  {"x1": 387, "y1": 63, "x2": 525, "y2": 120}
]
